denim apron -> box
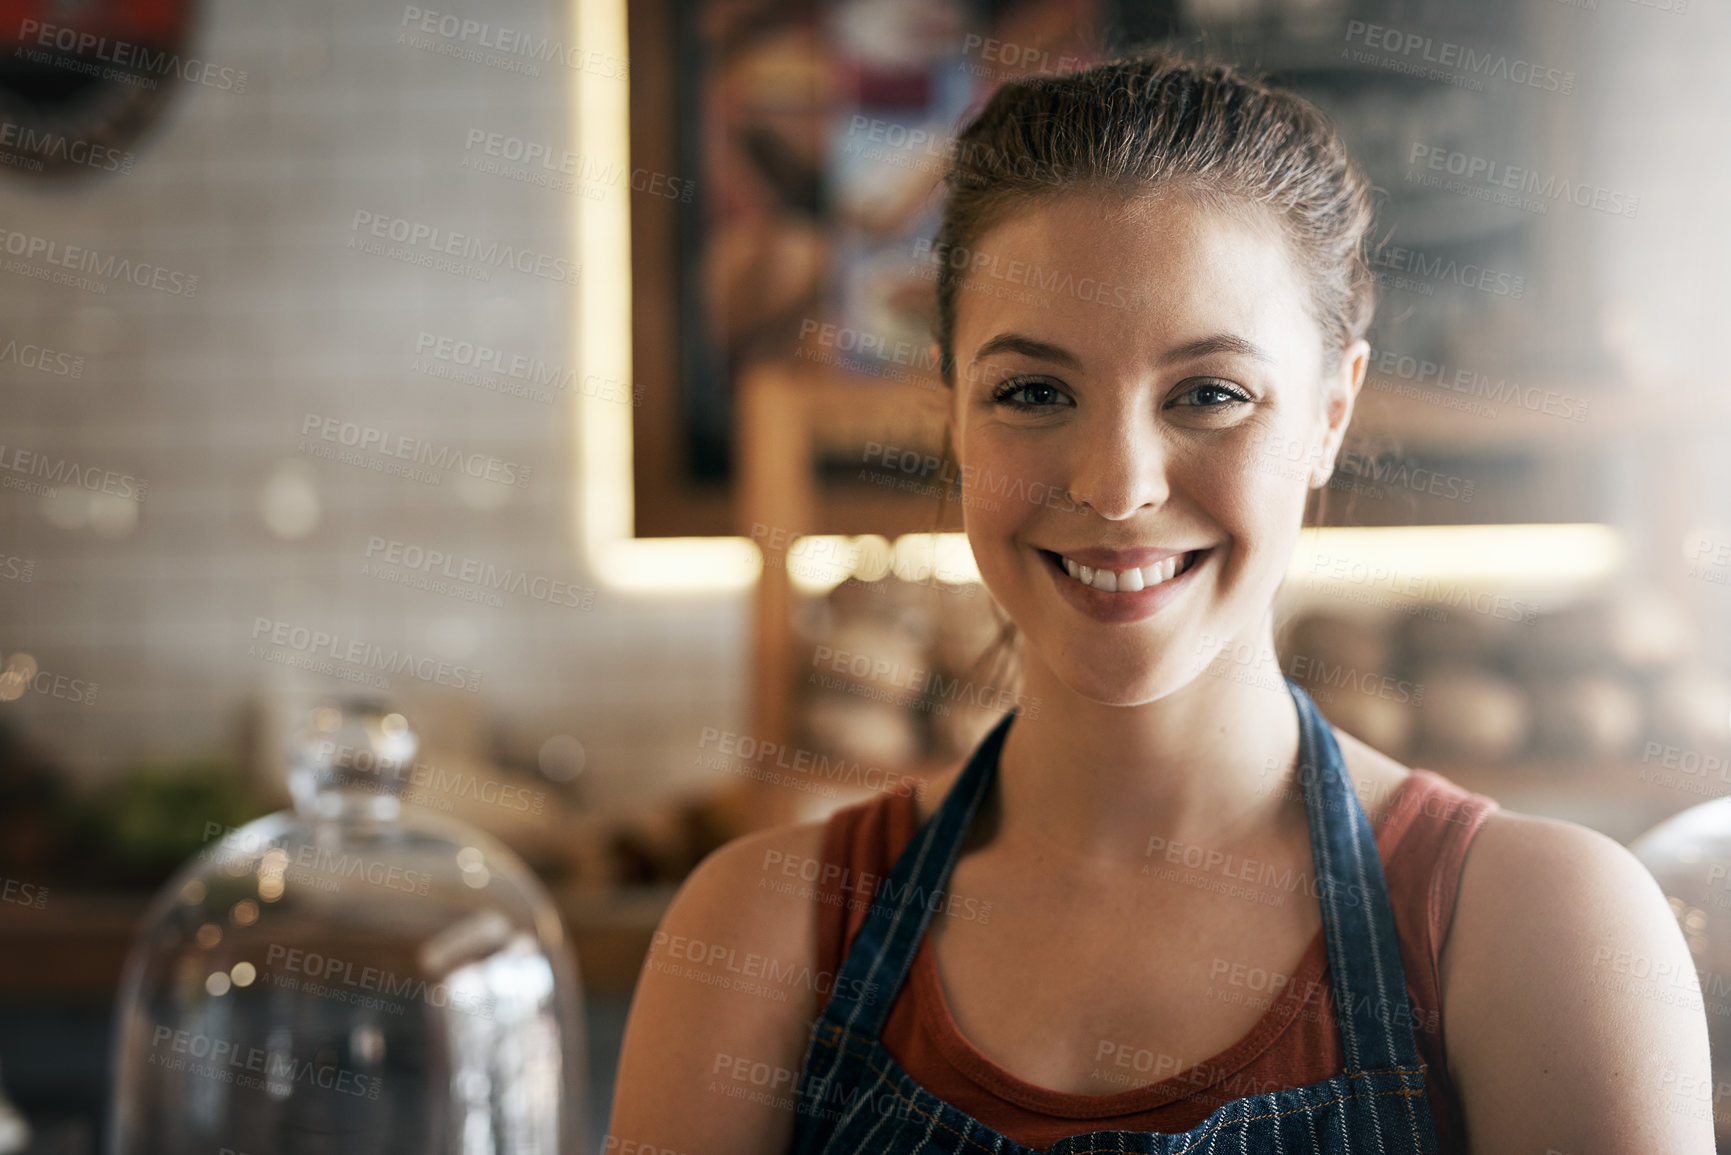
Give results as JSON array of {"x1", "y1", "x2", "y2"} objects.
[{"x1": 789, "y1": 676, "x2": 1440, "y2": 1154}]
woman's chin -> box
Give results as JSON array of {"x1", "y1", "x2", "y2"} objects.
[{"x1": 1043, "y1": 655, "x2": 1194, "y2": 709}]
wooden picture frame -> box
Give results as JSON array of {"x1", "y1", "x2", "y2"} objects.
[
  {"x1": 626, "y1": 0, "x2": 1113, "y2": 539},
  {"x1": 629, "y1": 0, "x2": 734, "y2": 538}
]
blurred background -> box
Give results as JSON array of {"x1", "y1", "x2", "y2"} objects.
[{"x1": 0, "y1": 0, "x2": 1728, "y2": 1149}]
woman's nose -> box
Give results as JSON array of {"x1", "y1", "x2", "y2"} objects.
[{"x1": 1062, "y1": 421, "x2": 1170, "y2": 520}]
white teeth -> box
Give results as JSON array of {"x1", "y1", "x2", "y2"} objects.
[{"x1": 1059, "y1": 551, "x2": 1194, "y2": 592}]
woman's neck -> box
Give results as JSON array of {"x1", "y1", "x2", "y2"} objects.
[{"x1": 986, "y1": 634, "x2": 1306, "y2": 871}]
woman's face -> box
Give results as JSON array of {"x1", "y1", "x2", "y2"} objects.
[{"x1": 946, "y1": 190, "x2": 1366, "y2": 705}]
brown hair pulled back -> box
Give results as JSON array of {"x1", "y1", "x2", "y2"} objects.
[{"x1": 931, "y1": 50, "x2": 1378, "y2": 385}]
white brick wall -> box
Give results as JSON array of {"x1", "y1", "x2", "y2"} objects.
[{"x1": 0, "y1": 0, "x2": 750, "y2": 816}]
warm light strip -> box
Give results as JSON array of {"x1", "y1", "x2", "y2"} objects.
[
  {"x1": 784, "y1": 533, "x2": 982, "y2": 596},
  {"x1": 573, "y1": 0, "x2": 759, "y2": 594},
  {"x1": 1289, "y1": 523, "x2": 1623, "y2": 584}
]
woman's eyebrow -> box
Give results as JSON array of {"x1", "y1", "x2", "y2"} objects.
[
  {"x1": 970, "y1": 332, "x2": 1082, "y2": 370},
  {"x1": 1159, "y1": 333, "x2": 1274, "y2": 366}
]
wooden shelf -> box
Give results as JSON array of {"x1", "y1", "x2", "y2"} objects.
[
  {"x1": 1351, "y1": 374, "x2": 1728, "y2": 451},
  {"x1": 735, "y1": 362, "x2": 962, "y2": 828}
]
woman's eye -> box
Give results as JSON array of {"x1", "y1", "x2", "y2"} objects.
[
  {"x1": 991, "y1": 379, "x2": 1072, "y2": 410},
  {"x1": 1171, "y1": 380, "x2": 1250, "y2": 409}
]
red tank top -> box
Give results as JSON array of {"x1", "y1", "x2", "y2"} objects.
[{"x1": 812, "y1": 767, "x2": 1498, "y2": 1153}]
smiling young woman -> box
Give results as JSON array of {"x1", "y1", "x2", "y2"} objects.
[{"x1": 607, "y1": 52, "x2": 1712, "y2": 1154}]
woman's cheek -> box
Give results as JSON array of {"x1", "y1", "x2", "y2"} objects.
[
  {"x1": 1228, "y1": 476, "x2": 1311, "y2": 593},
  {"x1": 1218, "y1": 426, "x2": 1313, "y2": 515},
  {"x1": 958, "y1": 442, "x2": 1045, "y2": 596},
  {"x1": 962, "y1": 436, "x2": 1040, "y2": 524}
]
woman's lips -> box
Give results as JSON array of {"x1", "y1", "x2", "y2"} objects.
[
  {"x1": 1048, "y1": 548, "x2": 1200, "y2": 593},
  {"x1": 1038, "y1": 550, "x2": 1204, "y2": 592},
  {"x1": 1038, "y1": 546, "x2": 1211, "y2": 623}
]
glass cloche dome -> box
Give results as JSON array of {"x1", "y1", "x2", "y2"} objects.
[
  {"x1": 107, "y1": 693, "x2": 588, "y2": 1154},
  {"x1": 1631, "y1": 797, "x2": 1731, "y2": 1150}
]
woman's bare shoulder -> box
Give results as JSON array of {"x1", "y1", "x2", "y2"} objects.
[
  {"x1": 606, "y1": 817, "x2": 836, "y2": 1153},
  {"x1": 1438, "y1": 807, "x2": 1714, "y2": 1152},
  {"x1": 654, "y1": 815, "x2": 838, "y2": 1002},
  {"x1": 683, "y1": 816, "x2": 835, "y2": 915}
]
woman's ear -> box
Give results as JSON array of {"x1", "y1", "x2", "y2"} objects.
[{"x1": 1311, "y1": 338, "x2": 1369, "y2": 488}]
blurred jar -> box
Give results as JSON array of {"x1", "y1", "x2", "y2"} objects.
[
  {"x1": 107, "y1": 694, "x2": 587, "y2": 1154},
  {"x1": 1631, "y1": 799, "x2": 1731, "y2": 1149}
]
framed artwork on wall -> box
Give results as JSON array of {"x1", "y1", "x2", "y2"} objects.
[{"x1": 628, "y1": 0, "x2": 1110, "y2": 537}]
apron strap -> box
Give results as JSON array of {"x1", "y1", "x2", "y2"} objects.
[
  {"x1": 823, "y1": 708, "x2": 1016, "y2": 1043},
  {"x1": 1288, "y1": 675, "x2": 1428, "y2": 1074}
]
